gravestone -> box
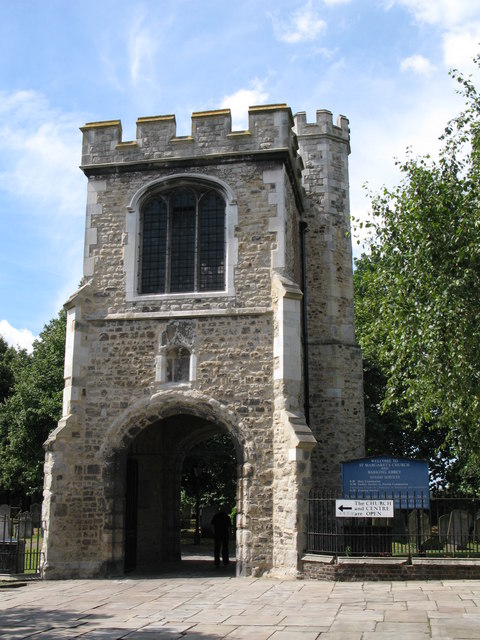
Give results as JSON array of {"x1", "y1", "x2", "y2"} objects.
[
  {"x1": 30, "y1": 503, "x2": 41, "y2": 527},
  {"x1": 0, "y1": 514, "x2": 13, "y2": 540},
  {"x1": 474, "y1": 515, "x2": 480, "y2": 542},
  {"x1": 445, "y1": 509, "x2": 472, "y2": 549},
  {"x1": 439, "y1": 513, "x2": 450, "y2": 545},
  {"x1": 0, "y1": 504, "x2": 10, "y2": 517},
  {"x1": 408, "y1": 509, "x2": 431, "y2": 545},
  {"x1": 17, "y1": 512, "x2": 33, "y2": 539},
  {"x1": 391, "y1": 510, "x2": 407, "y2": 543}
]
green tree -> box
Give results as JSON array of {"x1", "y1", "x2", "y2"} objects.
[
  {"x1": 355, "y1": 56, "x2": 480, "y2": 492},
  {"x1": 182, "y1": 434, "x2": 237, "y2": 511},
  {"x1": 0, "y1": 311, "x2": 66, "y2": 496},
  {"x1": 0, "y1": 336, "x2": 16, "y2": 403},
  {"x1": 355, "y1": 255, "x2": 452, "y2": 487}
]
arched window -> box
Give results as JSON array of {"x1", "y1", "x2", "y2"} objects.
[{"x1": 140, "y1": 187, "x2": 225, "y2": 294}]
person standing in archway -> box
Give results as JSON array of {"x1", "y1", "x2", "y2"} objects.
[{"x1": 211, "y1": 506, "x2": 231, "y2": 567}]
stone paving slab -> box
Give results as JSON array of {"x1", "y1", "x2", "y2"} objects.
[{"x1": 1, "y1": 577, "x2": 480, "y2": 638}]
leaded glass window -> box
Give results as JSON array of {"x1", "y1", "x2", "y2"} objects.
[{"x1": 140, "y1": 187, "x2": 225, "y2": 294}]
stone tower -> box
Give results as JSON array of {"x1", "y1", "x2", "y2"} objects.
[{"x1": 42, "y1": 104, "x2": 364, "y2": 579}]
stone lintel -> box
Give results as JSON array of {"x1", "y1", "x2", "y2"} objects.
[{"x1": 80, "y1": 148, "x2": 305, "y2": 216}]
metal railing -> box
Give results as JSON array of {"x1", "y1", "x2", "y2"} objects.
[
  {"x1": 307, "y1": 489, "x2": 480, "y2": 560},
  {"x1": 0, "y1": 511, "x2": 43, "y2": 575}
]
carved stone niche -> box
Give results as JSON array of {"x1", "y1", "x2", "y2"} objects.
[{"x1": 156, "y1": 320, "x2": 196, "y2": 384}]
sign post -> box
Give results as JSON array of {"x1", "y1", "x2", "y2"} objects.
[{"x1": 335, "y1": 499, "x2": 394, "y2": 518}]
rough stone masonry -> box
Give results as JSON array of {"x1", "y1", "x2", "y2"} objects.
[{"x1": 41, "y1": 104, "x2": 364, "y2": 579}]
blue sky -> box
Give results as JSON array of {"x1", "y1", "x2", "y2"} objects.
[{"x1": 1, "y1": 0, "x2": 479, "y2": 350}]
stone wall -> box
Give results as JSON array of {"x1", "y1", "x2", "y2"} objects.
[{"x1": 302, "y1": 555, "x2": 480, "y2": 581}]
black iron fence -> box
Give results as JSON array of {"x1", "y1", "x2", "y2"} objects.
[
  {"x1": 307, "y1": 489, "x2": 480, "y2": 560},
  {"x1": 0, "y1": 509, "x2": 43, "y2": 575}
]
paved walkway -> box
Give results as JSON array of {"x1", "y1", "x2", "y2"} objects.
[{"x1": 1, "y1": 563, "x2": 480, "y2": 639}]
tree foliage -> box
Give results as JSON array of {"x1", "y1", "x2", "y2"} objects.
[
  {"x1": 354, "y1": 56, "x2": 480, "y2": 492},
  {"x1": 355, "y1": 257, "x2": 452, "y2": 487},
  {"x1": 0, "y1": 337, "x2": 16, "y2": 404},
  {"x1": 0, "y1": 311, "x2": 66, "y2": 496},
  {"x1": 182, "y1": 433, "x2": 237, "y2": 511}
]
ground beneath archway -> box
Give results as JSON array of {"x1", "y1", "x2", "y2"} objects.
[{"x1": 130, "y1": 542, "x2": 236, "y2": 578}]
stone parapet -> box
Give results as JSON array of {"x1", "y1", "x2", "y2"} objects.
[
  {"x1": 80, "y1": 105, "x2": 302, "y2": 176},
  {"x1": 293, "y1": 110, "x2": 349, "y2": 147}
]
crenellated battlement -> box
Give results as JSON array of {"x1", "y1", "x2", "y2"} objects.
[
  {"x1": 81, "y1": 104, "x2": 300, "y2": 169},
  {"x1": 80, "y1": 104, "x2": 349, "y2": 173},
  {"x1": 293, "y1": 110, "x2": 350, "y2": 145}
]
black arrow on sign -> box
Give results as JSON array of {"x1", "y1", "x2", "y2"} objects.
[{"x1": 338, "y1": 505, "x2": 352, "y2": 512}]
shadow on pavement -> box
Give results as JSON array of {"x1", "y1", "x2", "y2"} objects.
[
  {"x1": 0, "y1": 605, "x2": 220, "y2": 638},
  {"x1": 129, "y1": 543, "x2": 236, "y2": 579}
]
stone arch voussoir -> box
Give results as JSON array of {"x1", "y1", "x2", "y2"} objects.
[{"x1": 99, "y1": 388, "x2": 251, "y2": 462}]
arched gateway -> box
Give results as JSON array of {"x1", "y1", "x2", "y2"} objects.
[{"x1": 41, "y1": 105, "x2": 364, "y2": 578}]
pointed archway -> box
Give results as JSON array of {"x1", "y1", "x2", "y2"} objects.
[{"x1": 95, "y1": 389, "x2": 251, "y2": 576}]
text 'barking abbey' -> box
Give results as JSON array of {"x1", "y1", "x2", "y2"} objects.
[{"x1": 42, "y1": 104, "x2": 364, "y2": 578}]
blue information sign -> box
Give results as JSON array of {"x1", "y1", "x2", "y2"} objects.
[{"x1": 341, "y1": 456, "x2": 429, "y2": 508}]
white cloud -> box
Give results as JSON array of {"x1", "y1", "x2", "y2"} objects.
[
  {"x1": 128, "y1": 16, "x2": 159, "y2": 86},
  {"x1": 0, "y1": 90, "x2": 87, "y2": 335},
  {"x1": 221, "y1": 81, "x2": 269, "y2": 130},
  {"x1": 400, "y1": 54, "x2": 435, "y2": 75},
  {"x1": 0, "y1": 90, "x2": 85, "y2": 218},
  {"x1": 322, "y1": 0, "x2": 352, "y2": 4},
  {"x1": 349, "y1": 84, "x2": 465, "y2": 256},
  {"x1": 393, "y1": 1, "x2": 480, "y2": 70},
  {"x1": 442, "y1": 24, "x2": 480, "y2": 69},
  {"x1": 396, "y1": 0, "x2": 478, "y2": 26},
  {"x1": 0, "y1": 320, "x2": 36, "y2": 353},
  {"x1": 273, "y1": 1, "x2": 327, "y2": 44}
]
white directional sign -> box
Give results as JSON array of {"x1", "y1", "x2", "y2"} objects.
[{"x1": 335, "y1": 499, "x2": 394, "y2": 518}]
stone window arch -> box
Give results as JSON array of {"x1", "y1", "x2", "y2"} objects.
[{"x1": 125, "y1": 174, "x2": 238, "y2": 301}]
